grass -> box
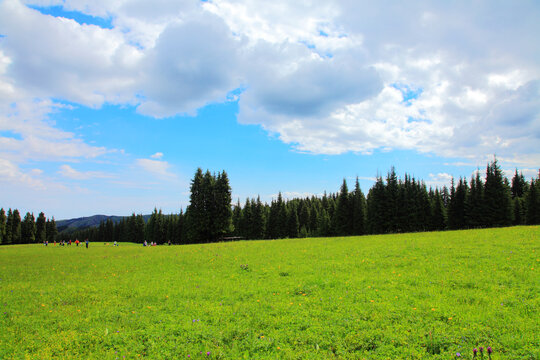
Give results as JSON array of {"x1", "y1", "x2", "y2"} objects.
[{"x1": 0, "y1": 226, "x2": 538, "y2": 359}]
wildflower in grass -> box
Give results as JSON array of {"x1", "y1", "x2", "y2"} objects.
[
  {"x1": 487, "y1": 346, "x2": 492, "y2": 359},
  {"x1": 456, "y1": 353, "x2": 461, "y2": 357},
  {"x1": 473, "y1": 348, "x2": 478, "y2": 357},
  {"x1": 479, "y1": 347, "x2": 484, "y2": 358},
  {"x1": 207, "y1": 351, "x2": 211, "y2": 355}
]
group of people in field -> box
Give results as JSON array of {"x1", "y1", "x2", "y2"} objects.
[
  {"x1": 42, "y1": 239, "x2": 168, "y2": 247},
  {"x1": 43, "y1": 238, "x2": 90, "y2": 248}
]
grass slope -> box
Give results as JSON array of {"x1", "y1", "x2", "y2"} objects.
[{"x1": 0, "y1": 227, "x2": 538, "y2": 359}]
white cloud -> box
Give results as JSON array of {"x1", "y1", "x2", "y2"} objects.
[
  {"x1": 0, "y1": 158, "x2": 45, "y2": 189},
  {"x1": 58, "y1": 164, "x2": 112, "y2": 180},
  {"x1": 426, "y1": 172, "x2": 453, "y2": 188},
  {"x1": 0, "y1": 0, "x2": 538, "y2": 171},
  {"x1": 150, "y1": 152, "x2": 163, "y2": 159},
  {"x1": 135, "y1": 158, "x2": 176, "y2": 179}
]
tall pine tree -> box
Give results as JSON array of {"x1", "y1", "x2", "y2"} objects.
[
  {"x1": 0, "y1": 208, "x2": 6, "y2": 245},
  {"x1": 21, "y1": 212, "x2": 36, "y2": 244},
  {"x1": 483, "y1": 158, "x2": 512, "y2": 227},
  {"x1": 36, "y1": 212, "x2": 47, "y2": 244}
]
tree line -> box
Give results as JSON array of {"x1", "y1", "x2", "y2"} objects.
[
  {"x1": 0, "y1": 210, "x2": 58, "y2": 245},
  {"x1": 56, "y1": 159, "x2": 539, "y2": 245}
]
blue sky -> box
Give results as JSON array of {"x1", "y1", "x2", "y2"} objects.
[{"x1": 0, "y1": 0, "x2": 539, "y2": 219}]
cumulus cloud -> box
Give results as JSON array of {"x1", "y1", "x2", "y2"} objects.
[
  {"x1": 0, "y1": 0, "x2": 539, "y2": 168},
  {"x1": 136, "y1": 12, "x2": 242, "y2": 117}
]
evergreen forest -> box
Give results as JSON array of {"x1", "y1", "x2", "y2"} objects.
[{"x1": 1, "y1": 158, "x2": 539, "y2": 246}]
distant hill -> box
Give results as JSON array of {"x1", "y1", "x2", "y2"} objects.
[{"x1": 56, "y1": 215, "x2": 150, "y2": 234}]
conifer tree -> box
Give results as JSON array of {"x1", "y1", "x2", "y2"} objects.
[
  {"x1": 385, "y1": 168, "x2": 399, "y2": 233},
  {"x1": 448, "y1": 178, "x2": 468, "y2": 230},
  {"x1": 232, "y1": 200, "x2": 242, "y2": 237},
  {"x1": 186, "y1": 168, "x2": 206, "y2": 243},
  {"x1": 466, "y1": 171, "x2": 485, "y2": 228},
  {"x1": 0, "y1": 208, "x2": 6, "y2": 245},
  {"x1": 11, "y1": 209, "x2": 21, "y2": 244},
  {"x1": 178, "y1": 209, "x2": 186, "y2": 244},
  {"x1": 525, "y1": 178, "x2": 540, "y2": 225},
  {"x1": 335, "y1": 179, "x2": 352, "y2": 235},
  {"x1": 511, "y1": 169, "x2": 528, "y2": 199},
  {"x1": 309, "y1": 202, "x2": 319, "y2": 236},
  {"x1": 21, "y1": 212, "x2": 36, "y2": 244},
  {"x1": 239, "y1": 198, "x2": 252, "y2": 238},
  {"x1": 416, "y1": 181, "x2": 432, "y2": 232},
  {"x1": 367, "y1": 176, "x2": 386, "y2": 234},
  {"x1": 36, "y1": 212, "x2": 47, "y2": 244},
  {"x1": 266, "y1": 198, "x2": 280, "y2": 239},
  {"x1": 317, "y1": 208, "x2": 331, "y2": 236},
  {"x1": 46, "y1": 217, "x2": 58, "y2": 243},
  {"x1": 277, "y1": 193, "x2": 288, "y2": 238},
  {"x1": 483, "y1": 158, "x2": 512, "y2": 227},
  {"x1": 430, "y1": 189, "x2": 446, "y2": 230},
  {"x1": 252, "y1": 196, "x2": 266, "y2": 239},
  {"x1": 135, "y1": 214, "x2": 146, "y2": 243},
  {"x1": 212, "y1": 171, "x2": 233, "y2": 239},
  {"x1": 351, "y1": 177, "x2": 366, "y2": 235},
  {"x1": 286, "y1": 203, "x2": 299, "y2": 238},
  {"x1": 298, "y1": 201, "x2": 311, "y2": 234},
  {"x1": 512, "y1": 197, "x2": 524, "y2": 225}
]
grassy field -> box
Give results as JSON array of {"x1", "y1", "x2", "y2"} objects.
[{"x1": 0, "y1": 226, "x2": 538, "y2": 359}]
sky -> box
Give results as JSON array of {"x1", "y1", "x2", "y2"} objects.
[{"x1": 0, "y1": 0, "x2": 539, "y2": 220}]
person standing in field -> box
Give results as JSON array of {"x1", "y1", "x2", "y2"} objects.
[
  {"x1": 75, "y1": 239, "x2": 79, "y2": 246},
  {"x1": 85, "y1": 238, "x2": 89, "y2": 248}
]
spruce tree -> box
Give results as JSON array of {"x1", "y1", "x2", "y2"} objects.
[
  {"x1": 298, "y1": 201, "x2": 311, "y2": 234},
  {"x1": 525, "y1": 178, "x2": 540, "y2": 225},
  {"x1": 483, "y1": 158, "x2": 512, "y2": 227},
  {"x1": 465, "y1": 171, "x2": 485, "y2": 228},
  {"x1": 252, "y1": 196, "x2": 266, "y2": 239},
  {"x1": 135, "y1": 214, "x2": 146, "y2": 243},
  {"x1": 430, "y1": 189, "x2": 446, "y2": 230},
  {"x1": 186, "y1": 168, "x2": 206, "y2": 243},
  {"x1": 46, "y1": 217, "x2": 58, "y2": 243},
  {"x1": 309, "y1": 202, "x2": 319, "y2": 236},
  {"x1": 277, "y1": 193, "x2": 288, "y2": 238},
  {"x1": 512, "y1": 197, "x2": 524, "y2": 225},
  {"x1": 448, "y1": 178, "x2": 468, "y2": 230},
  {"x1": 317, "y1": 208, "x2": 331, "y2": 236},
  {"x1": 385, "y1": 168, "x2": 399, "y2": 233},
  {"x1": 351, "y1": 177, "x2": 366, "y2": 235},
  {"x1": 335, "y1": 179, "x2": 352, "y2": 236},
  {"x1": 21, "y1": 212, "x2": 36, "y2": 244},
  {"x1": 213, "y1": 171, "x2": 233, "y2": 240},
  {"x1": 36, "y1": 212, "x2": 47, "y2": 244},
  {"x1": 367, "y1": 176, "x2": 386, "y2": 234},
  {"x1": 511, "y1": 169, "x2": 528, "y2": 199},
  {"x1": 286, "y1": 202, "x2": 299, "y2": 238},
  {"x1": 416, "y1": 181, "x2": 432, "y2": 232},
  {"x1": 240, "y1": 198, "x2": 252, "y2": 238},
  {"x1": 266, "y1": 198, "x2": 280, "y2": 239},
  {"x1": 232, "y1": 200, "x2": 242, "y2": 237},
  {"x1": 11, "y1": 209, "x2": 21, "y2": 244},
  {"x1": 0, "y1": 208, "x2": 6, "y2": 245}
]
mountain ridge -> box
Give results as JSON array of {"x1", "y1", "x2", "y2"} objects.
[{"x1": 56, "y1": 214, "x2": 150, "y2": 233}]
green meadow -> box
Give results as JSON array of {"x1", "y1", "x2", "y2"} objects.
[{"x1": 0, "y1": 227, "x2": 538, "y2": 359}]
